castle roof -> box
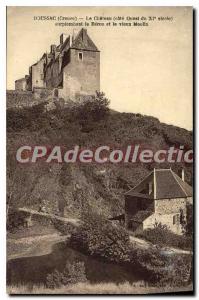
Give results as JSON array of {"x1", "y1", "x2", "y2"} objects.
[
  {"x1": 125, "y1": 169, "x2": 192, "y2": 200},
  {"x1": 71, "y1": 28, "x2": 99, "y2": 52}
]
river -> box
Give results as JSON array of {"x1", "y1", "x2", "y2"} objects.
[{"x1": 7, "y1": 241, "x2": 148, "y2": 287}]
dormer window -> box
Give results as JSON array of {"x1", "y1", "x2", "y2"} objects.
[{"x1": 78, "y1": 52, "x2": 83, "y2": 61}]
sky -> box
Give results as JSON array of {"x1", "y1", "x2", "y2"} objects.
[{"x1": 7, "y1": 6, "x2": 193, "y2": 130}]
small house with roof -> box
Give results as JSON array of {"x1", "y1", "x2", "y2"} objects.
[{"x1": 124, "y1": 168, "x2": 192, "y2": 235}]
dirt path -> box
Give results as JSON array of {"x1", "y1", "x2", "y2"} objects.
[
  {"x1": 7, "y1": 233, "x2": 70, "y2": 260},
  {"x1": 129, "y1": 235, "x2": 192, "y2": 255}
]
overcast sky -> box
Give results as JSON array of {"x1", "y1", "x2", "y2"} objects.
[{"x1": 7, "y1": 6, "x2": 193, "y2": 130}]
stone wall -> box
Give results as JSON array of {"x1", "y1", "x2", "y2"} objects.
[
  {"x1": 143, "y1": 212, "x2": 183, "y2": 235},
  {"x1": 61, "y1": 48, "x2": 100, "y2": 100},
  {"x1": 15, "y1": 79, "x2": 26, "y2": 91},
  {"x1": 143, "y1": 198, "x2": 190, "y2": 235},
  {"x1": 6, "y1": 90, "x2": 52, "y2": 109},
  {"x1": 155, "y1": 198, "x2": 186, "y2": 214},
  {"x1": 124, "y1": 196, "x2": 154, "y2": 228},
  {"x1": 31, "y1": 57, "x2": 46, "y2": 90},
  {"x1": 7, "y1": 90, "x2": 35, "y2": 108}
]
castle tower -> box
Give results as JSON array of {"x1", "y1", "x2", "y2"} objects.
[{"x1": 60, "y1": 28, "x2": 100, "y2": 100}]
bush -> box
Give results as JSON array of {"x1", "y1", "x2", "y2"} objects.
[
  {"x1": 157, "y1": 254, "x2": 192, "y2": 287},
  {"x1": 130, "y1": 246, "x2": 192, "y2": 287},
  {"x1": 136, "y1": 225, "x2": 192, "y2": 251},
  {"x1": 185, "y1": 203, "x2": 193, "y2": 236},
  {"x1": 7, "y1": 209, "x2": 25, "y2": 232},
  {"x1": 76, "y1": 92, "x2": 110, "y2": 124},
  {"x1": 70, "y1": 211, "x2": 130, "y2": 263},
  {"x1": 46, "y1": 261, "x2": 87, "y2": 289},
  {"x1": 52, "y1": 219, "x2": 77, "y2": 235}
]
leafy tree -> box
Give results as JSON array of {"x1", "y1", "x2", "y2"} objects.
[
  {"x1": 70, "y1": 211, "x2": 130, "y2": 263},
  {"x1": 77, "y1": 92, "x2": 110, "y2": 124}
]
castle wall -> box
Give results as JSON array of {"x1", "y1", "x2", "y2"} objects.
[
  {"x1": 32, "y1": 58, "x2": 46, "y2": 90},
  {"x1": 45, "y1": 59, "x2": 62, "y2": 89},
  {"x1": 15, "y1": 30, "x2": 100, "y2": 100},
  {"x1": 61, "y1": 49, "x2": 100, "y2": 100},
  {"x1": 15, "y1": 79, "x2": 26, "y2": 91}
]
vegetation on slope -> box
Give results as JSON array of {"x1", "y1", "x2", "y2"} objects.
[{"x1": 7, "y1": 92, "x2": 193, "y2": 219}]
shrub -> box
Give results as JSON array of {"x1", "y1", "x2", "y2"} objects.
[
  {"x1": 157, "y1": 254, "x2": 192, "y2": 287},
  {"x1": 136, "y1": 225, "x2": 192, "y2": 251},
  {"x1": 52, "y1": 219, "x2": 77, "y2": 235},
  {"x1": 185, "y1": 203, "x2": 193, "y2": 236},
  {"x1": 76, "y1": 91, "x2": 110, "y2": 124},
  {"x1": 7, "y1": 209, "x2": 25, "y2": 232},
  {"x1": 70, "y1": 211, "x2": 130, "y2": 263},
  {"x1": 46, "y1": 261, "x2": 87, "y2": 289},
  {"x1": 130, "y1": 246, "x2": 192, "y2": 287}
]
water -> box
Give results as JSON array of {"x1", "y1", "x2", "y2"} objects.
[{"x1": 7, "y1": 242, "x2": 147, "y2": 286}]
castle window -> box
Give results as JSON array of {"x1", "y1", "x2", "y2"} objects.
[
  {"x1": 173, "y1": 214, "x2": 180, "y2": 225},
  {"x1": 78, "y1": 52, "x2": 83, "y2": 61}
]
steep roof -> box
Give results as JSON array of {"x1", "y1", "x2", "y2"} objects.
[
  {"x1": 125, "y1": 169, "x2": 192, "y2": 200},
  {"x1": 71, "y1": 28, "x2": 99, "y2": 52}
]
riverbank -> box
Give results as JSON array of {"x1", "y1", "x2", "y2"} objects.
[{"x1": 7, "y1": 223, "x2": 193, "y2": 294}]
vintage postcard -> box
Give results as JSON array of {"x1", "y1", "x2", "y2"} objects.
[{"x1": 7, "y1": 6, "x2": 193, "y2": 294}]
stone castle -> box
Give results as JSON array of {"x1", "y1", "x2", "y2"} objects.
[{"x1": 15, "y1": 28, "x2": 100, "y2": 101}]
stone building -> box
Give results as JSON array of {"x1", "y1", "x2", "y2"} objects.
[
  {"x1": 15, "y1": 77, "x2": 27, "y2": 91},
  {"x1": 15, "y1": 28, "x2": 100, "y2": 101},
  {"x1": 124, "y1": 168, "x2": 192, "y2": 235}
]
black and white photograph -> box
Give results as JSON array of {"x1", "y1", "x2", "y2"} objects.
[{"x1": 6, "y1": 6, "x2": 193, "y2": 295}]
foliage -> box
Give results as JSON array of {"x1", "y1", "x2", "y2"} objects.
[
  {"x1": 70, "y1": 211, "x2": 130, "y2": 263},
  {"x1": 76, "y1": 92, "x2": 110, "y2": 123},
  {"x1": 136, "y1": 226, "x2": 192, "y2": 250},
  {"x1": 7, "y1": 281, "x2": 193, "y2": 294},
  {"x1": 7, "y1": 209, "x2": 25, "y2": 232},
  {"x1": 46, "y1": 261, "x2": 87, "y2": 289},
  {"x1": 185, "y1": 203, "x2": 193, "y2": 236},
  {"x1": 130, "y1": 246, "x2": 192, "y2": 287},
  {"x1": 7, "y1": 90, "x2": 193, "y2": 219},
  {"x1": 157, "y1": 254, "x2": 192, "y2": 287},
  {"x1": 52, "y1": 219, "x2": 77, "y2": 235}
]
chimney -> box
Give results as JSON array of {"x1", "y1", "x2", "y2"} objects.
[
  {"x1": 50, "y1": 44, "x2": 56, "y2": 53},
  {"x1": 82, "y1": 28, "x2": 87, "y2": 40},
  {"x1": 181, "y1": 169, "x2": 185, "y2": 182},
  {"x1": 60, "y1": 33, "x2": 68, "y2": 45},
  {"x1": 72, "y1": 29, "x2": 78, "y2": 42}
]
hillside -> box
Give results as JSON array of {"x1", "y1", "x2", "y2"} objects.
[{"x1": 7, "y1": 94, "x2": 193, "y2": 219}]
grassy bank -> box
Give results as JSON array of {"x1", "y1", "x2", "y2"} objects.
[{"x1": 7, "y1": 282, "x2": 193, "y2": 295}]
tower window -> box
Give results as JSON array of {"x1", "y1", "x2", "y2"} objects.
[
  {"x1": 78, "y1": 52, "x2": 83, "y2": 61},
  {"x1": 173, "y1": 214, "x2": 180, "y2": 225}
]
